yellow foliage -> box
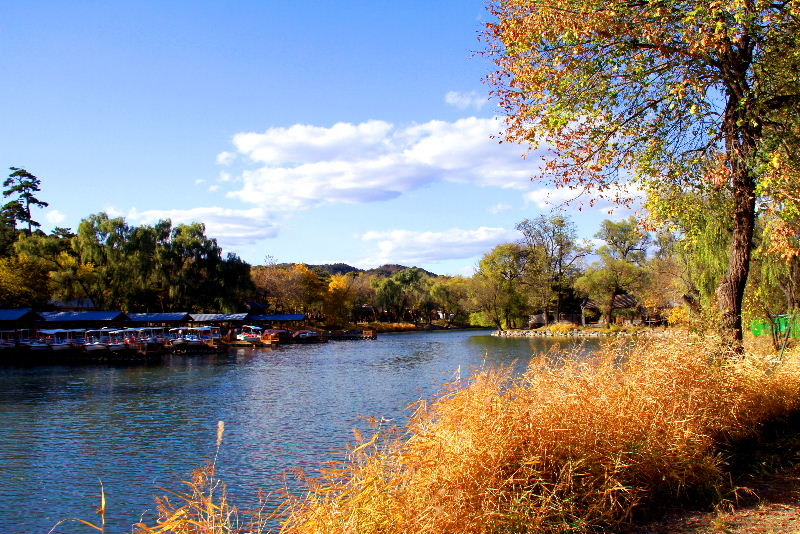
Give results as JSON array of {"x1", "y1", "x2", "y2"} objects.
[
  {"x1": 668, "y1": 305, "x2": 690, "y2": 326},
  {"x1": 547, "y1": 322, "x2": 575, "y2": 334},
  {"x1": 328, "y1": 274, "x2": 351, "y2": 294}
]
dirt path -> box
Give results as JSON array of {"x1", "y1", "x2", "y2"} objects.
[{"x1": 630, "y1": 465, "x2": 800, "y2": 534}]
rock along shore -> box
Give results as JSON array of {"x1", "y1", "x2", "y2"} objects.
[{"x1": 492, "y1": 328, "x2": 671, "y2": 338}]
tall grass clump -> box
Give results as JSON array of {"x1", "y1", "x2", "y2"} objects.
[
  {"x1": 131, "y1": 421, "x2": 285, "y2": 534},
  {"x1": 280, "y1": 335, "x2": 800, "y2": 534}
]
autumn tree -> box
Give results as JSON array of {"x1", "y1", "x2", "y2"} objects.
[
  {"x1": 487, "y1": 0, "x2": 800, "y2": 345},
  {"x1": 0, "y1": 255, "x2": 51, "y2": 308},
  {"x1": 470, "y1": 243, "x2": 529, "y2": 329},
  {"x1": 516, "y1": 213, "x2": 589, "y2": 321},
  {"x1": 325, "y1": 273, "x2": 357, "y2": 327},
  {"x1": 575, "y1": 218, "x2": 650, "y2": 324},
  {"x1": 14, "y1": 232, "x2": 95, "y2": 306},
  {"x1": 350, "y1": 273, "x2": 379, "y2": 322}
]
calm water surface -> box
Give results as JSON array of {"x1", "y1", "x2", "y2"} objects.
[{"x1": 0, "y1": 330, "x2": 598, "y2": 533}]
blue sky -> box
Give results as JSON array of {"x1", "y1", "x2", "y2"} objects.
[{"x1": 1, "y1": 1, "x2": 631, "y2": 276}]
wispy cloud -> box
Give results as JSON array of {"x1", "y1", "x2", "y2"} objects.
[
  {"x1": 221, "y1": 117, "x2": 539, "y2": 211},
  {"x1": 45, "y1": 209, "x2": 66, "y2": 224},
  {"x1": 357, "y1": 226, "x2": 520, "y2": 267},
  {"x1": 216, "y1": 151, "x2": 237, "y2": 165},
  {"x1": 127, "y1": 206, "x2": 280, "y2": 247},
  {"x1": 445, "y1": 90, "x2": 488, "y2": 111},
  {"x1": 488, "y1": 203, "x2": 512, "y2": 214},
  {"x1": 524, "y1": 183, "x2": 645, "y2": 212}
]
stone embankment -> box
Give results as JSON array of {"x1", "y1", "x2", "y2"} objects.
[{"x1": 492, "y1": 328, "x2": 670, "y2": 338}]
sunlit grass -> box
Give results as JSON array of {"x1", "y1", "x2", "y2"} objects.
[{"x1": 122, "y1": 333, "x2": 800, "y2": 533}]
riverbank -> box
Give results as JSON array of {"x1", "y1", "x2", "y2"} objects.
[
  {"x1": 357, "y1": 321, "x2": 490, "y2": 334},
  {"x1": 492, "y1": 325, "x2": 670, "y2": 338},
  {"x1": 131, "y1": 332, "x2": 800, "y2": 534}
]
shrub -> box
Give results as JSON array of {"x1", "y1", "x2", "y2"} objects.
[
  {"x1": 547, "y1": 323, "x2": 575, "y2": 335},
  {"x1": 668, "y1": 305, "x2": 690, "y2": 326}
]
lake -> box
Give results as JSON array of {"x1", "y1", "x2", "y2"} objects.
[{"x1": 0, "y1": 330, "x2": 599, "y2": 533}]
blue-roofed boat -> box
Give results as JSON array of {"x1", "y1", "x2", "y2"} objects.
[
  {"x1": 85, "y1": 329, "x2": 109, "y2": 352},
  {"x1": 236, "y1": 325, "x2": 263, "y2": 343}
]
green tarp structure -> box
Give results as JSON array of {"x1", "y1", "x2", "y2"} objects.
[
  {"x1": 776, "y1": 314, "x2": 800, "y2": 338},
  {"x1": 750, "y1": 318, "x2": 773, "y2": 337},
  {"x1": 751, "y1": 314, "x2": 800, "y2": 338}
]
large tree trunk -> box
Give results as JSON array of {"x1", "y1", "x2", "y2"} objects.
[
  {"x1": 717, "y1": 98, "x2": 758, "y2": 347},
  {"x1": 717, "y1": 173, "x2": 756, "y2": 345},
  {"x1": 715, "y1": 32, "x2": 761, "y2": 348},
  {"x1": 604, "y1": 293, "x2": 615, "y2": 326}
]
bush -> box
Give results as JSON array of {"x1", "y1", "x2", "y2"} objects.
[
  {"x1": 668, "y1": 305, "x2": 690, "y2": 326},
  {"x1": 547, "y1": 323, "x2": 575, "y2": 335}
]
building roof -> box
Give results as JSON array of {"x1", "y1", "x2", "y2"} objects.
[
  {"x1": 250, "y1": 314, "x2": 307, "y2": 322},
  {"x1": 581, "y1": 294, "x2": 639, "y2": 310},
  {"x1": 0, "y1": 308, "x2": 44, "y2": 322},
  {"x1": 40, "y1": 311, "x2": 130, "y2": 322},
  {"x1": 189, "y1": 313, "x2": 250, "y2": 323},
  {"x1": 127, "y1": 312, "x2": 191, "y2": 323}
]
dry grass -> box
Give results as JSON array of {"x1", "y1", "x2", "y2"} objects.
[
  {"x1": 278, "y1": 334, "x2": 800, "y2": 534},
  {"x1": 131, "y1": 333, "x2": 800, "y2": 534},
  {"x1": 363, "y1": 322, "x2": 420, "y2": 333}
]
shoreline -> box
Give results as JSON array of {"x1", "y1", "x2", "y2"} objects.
[{"x1": 492, "y1": 326, "x2": 672, "y2": 338}]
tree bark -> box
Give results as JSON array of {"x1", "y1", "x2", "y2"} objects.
[
  {"x1": 605, "y1": 294, "x2": 615, "y2": 326},
  {"x1": 717, "y1": 170, "x2": 756, "y2": 346},
  {"x1": 717, "y1": 90, "x2": 758, "y2": 347}
]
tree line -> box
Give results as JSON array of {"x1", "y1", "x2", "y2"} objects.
[
  {"x1": 0, "y1": 168, "x2": 252, "y2": 312},
  {"x1": 2, "y1": 165, "x2": 795, "y2": 338},
  {"x1": 251, "y1": 210, "x2": 797, "y2": 336}
]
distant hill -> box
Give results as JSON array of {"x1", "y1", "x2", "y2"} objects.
[
  {"x1": 305, "y1": 263, "x2": 361, "y2": 276},
  {"x1": 303, "y1": 263, "x2": 440, "y2": 278}
]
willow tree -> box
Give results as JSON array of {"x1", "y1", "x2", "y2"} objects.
[{"x1": 486, "y1": 0, "x2": 800, "y2": 344}]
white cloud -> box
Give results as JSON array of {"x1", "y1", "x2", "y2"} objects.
[
  {"x1": 104, "y1": 206, "x2": 124, "y2": 218},
  {"x1": 221, "y1": 117, "x2": 540, "y2": 211},
  {"x1": 216, "y1": 151, "x2": 237, "y2": 165},
  {"x1": 357, "y1": 226, "x2": 520, "y2": 267},
  {"x1": 524, "y1": 182, "x2": 645, "y2": 211},
  {"x1": 45, "y1": 209, "x2": 66, "y2": 224},
  {"x1": 524, "y1": 187, "x2": 587, "y2": 209},
  {"x1": 445, "y1": 90, "x2": 488, "y2": 111},
  {"x1": 488, "y1": 203, "x2": 512, "y2": 214},
  {"x1": 208, "y1": 184, "x2": 221, "y2": 192},
  {"x1": 127, "y1": 206, "x2": 279, "y2": 248}
]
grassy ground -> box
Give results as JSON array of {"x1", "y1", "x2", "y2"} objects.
[{"x1": 127, "y1": 332, "x2": 800, "y2": 534}]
